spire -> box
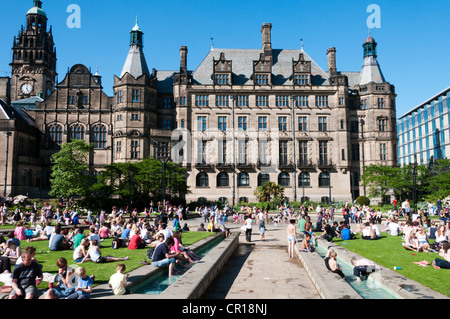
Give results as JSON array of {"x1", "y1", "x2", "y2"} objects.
[
  {"x1": 120, "y1": 18, "x2": 150, "y2": 79},
  {"x1": 359, "y1": 33, "x2": 385, "y2": 85},
  {"x1": 130, "y1": 16, "x2": 143, "y2": 46}
]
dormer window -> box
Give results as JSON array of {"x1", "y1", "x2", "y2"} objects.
[
  {"x1": 213, "y1": 52, "x2": 232, "y2": 85},
  {"x1": 215, "y1": 74, "x2": 229, "y2": 85},
  {"x1": 255, "y1": 74, "x2": 269, "y2": 85},
  {"x1": 253, "y1": 53, "x2": 272, "y2": 86},
  {"x1": 292, "y1": 53, "x2": 311, "y2": 86},
  {"x1": 294, "y1": 74, "x2": 309, "y2": 85}
]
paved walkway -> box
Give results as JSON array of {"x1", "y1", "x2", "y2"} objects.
[{"x1": 198, "y1": 220, "x2": 321, "y2": 299}]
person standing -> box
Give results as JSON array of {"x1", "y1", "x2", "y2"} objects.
[
  {"x1": 244, "y1": 215, "x2": 252, "y2": 242},
  {"x1": 436, "y1": 198, "x2": 443, "y2": 219},
  {"x1": 287, "y1": 219, "x2": 297, "y2": 258}
]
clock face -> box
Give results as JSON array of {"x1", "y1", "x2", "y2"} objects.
[{"x1": 21, "y1": 83, "x2": 33, "y2": 95}]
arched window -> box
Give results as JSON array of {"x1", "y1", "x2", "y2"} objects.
[
  {"x1": 70, "y1": 124, "x2": 85, "y2": 141},
  {"x1": 196, "y1": 172, "x2": 209, "y2": 187},
  {"x1": 217, "y1": 172, "x2": 229, "y2": 187},
  {"x1": 278, "y1": 171, "x2": 290, "y2": 187},
  {"x1": 258, "y1": 173, "x2": 270, "y2": 186},
  {"x1": 238, "y1": 172, "x2": 250, "y2": 187},
  {"x1": 298, "y1": 172, "x2": 310, "y2": 187},
  {"x1": 239, "y1": 197, "x2": 249, "y2": 203},
  {"x1": 319, "y1": 171, "x2": 330, "y2": 187},
  {"x1": 47, "y1": 124, "x2": 63, "y2": 146},
  {"x1": 218, "y1": 197, "x2": 228, "y2": 203},
  {"x1": 92, "y1": 124, "x2": 107, "y2": 149}
]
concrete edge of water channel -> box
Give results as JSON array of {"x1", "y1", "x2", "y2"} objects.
[
  {"x1": 91, "y1": 232, "x2": 238, "y2": 299},
  {"x1": 299, "y1": 235, "x2": 448, "y2": 299}
]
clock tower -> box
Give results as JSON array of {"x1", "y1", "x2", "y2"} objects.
[{"x1": 10, "y1": 0, "x2": 57, "y2": 101}]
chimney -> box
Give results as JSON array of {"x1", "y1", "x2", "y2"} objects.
[
  {"x1": 261, "y1": 23, "x2": 272, "y2": 60},
  {"x1": 180, "y1": 46, "x2": 188, "y2": 73},
  {"x1": 327, "y1": 47, "x2": 337, "y2": 75}
]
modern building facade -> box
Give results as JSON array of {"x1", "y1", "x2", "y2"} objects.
[
  {"x1": 0, "y1": 1, "x2": 398, "y2": 205},
  {"x1": 397, "y1": 87, "x2": 450, "y2": 166}
]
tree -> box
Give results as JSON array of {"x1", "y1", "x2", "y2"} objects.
[
  {"x1": 426, "y1": 158, "x2": 450, "y2": 199},
  {"x1": 254, "y1": 181, "x2": 284, "y2": 203},
  {"x1": 90, "y1": 157, "x2": 189, "y2": 207},
  {"x1": 49, "y1": 139, "x2": 91, "y2": 199},
  {"x1": 361, "y1": 164, "x2": 400, "y2": 200}
]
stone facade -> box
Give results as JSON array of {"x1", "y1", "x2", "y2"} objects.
[
  {"x1": 0, "y1": 1, "x2": 397, "y2": 204},
  {"x1": 173, "y1": 25, "x2": 397, "y2": 205}
]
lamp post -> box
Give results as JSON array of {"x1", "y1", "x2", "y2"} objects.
[
  {"x1": 411, "y1": 155, "x2": 418, "y2": 214},
  {"x1": 3, "y1": 132, "x2": 12, "y2": 198},
  {"x1": 156, "y1": 142, "x2": 170, "y2": 206}
]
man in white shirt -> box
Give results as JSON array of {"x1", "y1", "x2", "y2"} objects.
[
  {"x1": 157, "y1": 223, "x2": 173, "y2": 241},
  {"x1": 370, "y1": 222, "x2": 381, "y2": 239},
  {"x1": 387, "y1": 218, "x2": 400, "y2": 236}
]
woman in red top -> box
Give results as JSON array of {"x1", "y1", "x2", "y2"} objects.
[{"x1": 128, "y1": 229, "x2": 145, "y2": 250}]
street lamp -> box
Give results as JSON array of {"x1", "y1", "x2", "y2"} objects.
[
  {"x1": 411, "y1": 155, "x2": 418, "y2": 214},
  {"x1": 156, "y1": 142, "x2": 171, "y2": 206},
  {"x1": 3, "y1": 132, "x2": 12, "y2": 198}
]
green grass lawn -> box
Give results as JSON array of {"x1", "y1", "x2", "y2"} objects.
[
  {"x1": 2, "y1": 231, "x2": 212, "y2": 289},
  {"x1": 331, "y1": 232, "x2": 450, "y2": 297}
]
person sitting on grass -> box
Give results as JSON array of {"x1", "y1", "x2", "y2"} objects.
[
  {"x1": 2, "y1": 241, "x2": 22, "y2": 264},
  {"x1": 402, "y1": 230, "x2": 420, "y2": 252},
  {"x1": 99, "y1": 221, "x2": 111, "y2": 239},
  {"x1": 432, "y1": 242, "x2": 450, "y2": 269},
  {"x1": 416, "y1": 227, "x2": 431, "y2": 253},
  {"x1": 49, "y1": 225, "x2": 72, "y2": 251},
  {"x1": 65, "y1": 267, "x2": 94, "y2": 299},
  {"x1": 361, "y1": 222, "x2": 376, "y2": 240},
  {"x1": 81, "y1": 239, "x2": 129, "y2": 264},
  {"x1": 341, "y1": 223, "x2": 355, "y2": 240},
  {"x1": 151, "y1": 236, "x2": 184, "y2": 277},
  {"x1": 74, "y1": 238, "x2": 91, "y2": 263},
  {"x1": 44, "y1": 257, "x2": 75, "y2": 299},
  {"x1": 128, "y1": 228, "x2": 147, "y2": 250},
  {"x1": 14, "y1": 221, "x2": 26, "y2": 241}
]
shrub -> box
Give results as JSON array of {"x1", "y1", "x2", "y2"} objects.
[{"x1": 355, "y1": 196, "x2": 370, "y2": 206}]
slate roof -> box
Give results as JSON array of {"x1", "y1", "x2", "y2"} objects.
[
  {"x1": 120, "y1": 44, "x2": 151, "y2": 79},
  {"x1": 358, "y1": 55, "x2": 385, "y2": 86},
  {"x1": 192, "y1": 48, "x2": 330, "y2": 86}
]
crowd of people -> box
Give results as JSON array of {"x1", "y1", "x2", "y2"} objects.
[
  {"x1": 0, "y1": 196, "x2": 449, "y2": 299},
  {"x1": 0, "y1": 200, "x2": 208, "y2": 299}
]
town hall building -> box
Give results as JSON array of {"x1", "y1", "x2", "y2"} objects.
[{"x1": 0, "y1": 1, "x2": 398, "y2": 205}]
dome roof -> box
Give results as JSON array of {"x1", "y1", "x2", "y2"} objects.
[
  {"x1": 27, "y1": 6, "x2": 47, "y2": 17},
  {"x1": 364, "y1": 34, "x2": 375, "y2": 43},
  {"x1": 27, "y1": 0, "x2": 47, "y2": 18}
]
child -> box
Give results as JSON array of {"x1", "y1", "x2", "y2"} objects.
[
  {"x1": 108, "y1": 263, "x2": 130, "y2": 295},
  {"x1": 66, "y1": 267, "x2": 94, "y2": 299},
  {"x1": 83, "y1": 239, "x2": 129, "y2": 264},
  {"x1": 299, "y1": 233, "x2": 313, "y2": 253},
  {"x1": 325, "y1": 249, "x2": 345, "y2": 279}
]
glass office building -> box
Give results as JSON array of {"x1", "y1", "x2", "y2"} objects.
[{"x1": 397, "y1": 87, "x2": 450, "y2": 166}]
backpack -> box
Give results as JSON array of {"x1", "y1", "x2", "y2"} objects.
[{"x1": 146, "y1": 247, "x2": 155, "y2": 260}]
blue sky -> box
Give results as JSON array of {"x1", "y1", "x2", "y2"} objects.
[{"x1": 0, "y1": 0, "x2": 448, "y2": 117}]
